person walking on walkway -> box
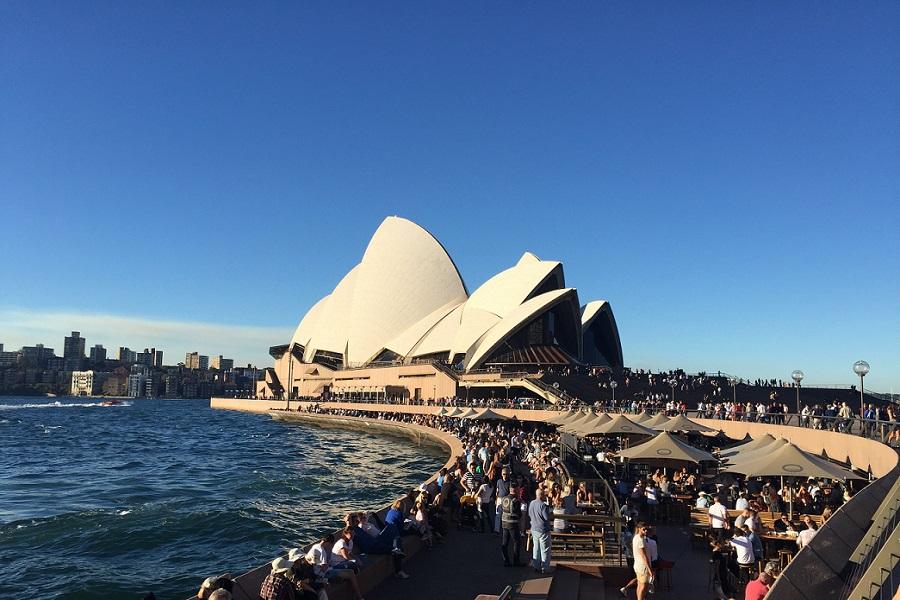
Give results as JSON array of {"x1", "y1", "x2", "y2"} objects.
[
  {"x1": 631, "y1": 521, "x2": 654, "y2": 600},
  {"x1": 500, "y1": 481, "x2": 522, "y2": 566},
  {"x1": 528, "y1": 488, "x2": 552, "y2": 573}
]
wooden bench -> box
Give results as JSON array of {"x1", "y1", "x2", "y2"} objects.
[
  {"x1": 474, "y1": 584, "x2": 513, "y2": 600},
  {"x1": 688, "y1": 508, "x2": 824, "y2": 550},
  {"x1": 525, "y1": 529, "x2": 607, "y2": 562}
]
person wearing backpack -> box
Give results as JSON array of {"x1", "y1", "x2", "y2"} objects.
[{"x1": 500, "y1": 481, "x2": 523, "y2": 566}]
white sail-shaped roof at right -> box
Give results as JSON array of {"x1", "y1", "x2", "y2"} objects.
[
  {"x1": 450, "y1": 253, "x2": 564, "y2": 357},
  {"x1": 464, "y1": 287, "x2": 581, "y2": 370}
]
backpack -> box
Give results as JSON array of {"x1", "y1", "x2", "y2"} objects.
[{"x1": 501, "y1": 495, "x2": 520, "y2": 521}]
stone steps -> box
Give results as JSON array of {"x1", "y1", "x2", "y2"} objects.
[{"x1": 511, "y1": 566, "x2": 605, "y2": 600}]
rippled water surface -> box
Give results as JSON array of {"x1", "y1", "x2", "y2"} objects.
[{"x1": 0, "y1": 398, "x2": 444, "y2": 599}]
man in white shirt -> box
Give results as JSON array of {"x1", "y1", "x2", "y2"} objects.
[
  {"x1": 797, "y1": 516, "x2": 819, "y2": 549},
  {"x1": 729, "y1": 530, "x2": 755, "y2": 566},
  {"x1": 708, "y1": 496, "x2": 730, "y2": 542},
  {"x1": 735, "y1": 492, "x2": 750, "y2": 511},
  {"x1": 630, "y1": 522, "x2": 653, "y2": 600},
  {"x1": 305, "y1": 534, "x2": 334, "y2": 578}
]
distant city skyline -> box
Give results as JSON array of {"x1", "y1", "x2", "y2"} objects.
[
  {"x1": 0, "y1": 305, "x2": 894, "y2": 393},
  {"x1": 1, "y1": 4, "x2": 897, "y2": 390},
  {"x1": 0, "y1": 309, "x2": 287, "y2": 370}
]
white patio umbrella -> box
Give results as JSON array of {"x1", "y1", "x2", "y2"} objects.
[
  {"x1": 564, "y1": 413, "x2": 612, "y2": 435},
  {"x1": 657, "y1": 414, "x2": 717, "y2": 433},
  {"x1": 719, "y1": 433, "x2": 777, "y2": 458},
  {"x1": 547, "y1": 409, "x2": 578, "y2": 425},
  {"x1": 631, "y1": 411, "x2": 653, "y2": 423},
  {"x1": 616, "y1": 431, "x2": 719, "y2": 464},
  {"x1": 643, "y1": 413, "x2": 671, "y2": 430},
  {"x1": 471, "y1": 408, "x2": 510, "y2": 420},
  {"x1": 593, "y1": 414, "x2": 657, "y2": 436},
  {"x1": 721, "y1": 441, "x2": 863, "y2": 518}
]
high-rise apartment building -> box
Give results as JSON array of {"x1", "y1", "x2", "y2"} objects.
[
  {"x1": 185, "y1": 352, "x2": 209, "y2": 370},
  {"x1": 210, "y1": 355, "x2": 234, "y2": 371},
  {"x1": 118, "y1": 347, "x2": 137, "y2": 364},
  {"x1": 127, "y1": 365, "x2": 149, "y2": 398},
  {"x1": 89, "y1": 345, "x2": 107, "y2": 364},
  {"x1": 71, "y1": 370, "x2": 100, "y2": 396},
  {"x1": 63, "y1": 332, "x2": 85, "y2": 371},
  {"x1": 153, "y1": 349, "x2": 164, "y2": 368},
  {"x1": 0, "y1": 345, "x2": 18, "y2": 367},
  {"x1": 137, "y1": 349, "x2": 154, "y2": 367},
  {"x1": 20, "y1": 344, "x2": 55, "y2": 368}
]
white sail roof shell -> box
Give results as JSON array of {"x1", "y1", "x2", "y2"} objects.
[
  {"x1": 295, "y1": 217, "x2": 468, "y2": 367},
  {"x1": 449, "y1": 254, "x2": 563, "y2": 357},
  {"x1": 290, "y1": 294, "x2": 330, "y2": 349},
  {"x1": 408, "y1": 304, "x2": 465, "y2": 359},
  {"x1": 303, "y1": 264, "x2": 360, "y2": 362},
  {"x1": 384, "y1": 299, "x2": 464, "y2": 358},
  {"x1": 464, "y1": 287, "x2": 579, "y2": 370}
]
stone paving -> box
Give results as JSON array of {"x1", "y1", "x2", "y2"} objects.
[{"x1": 364, "y1": 522, "x2": 716, "y2": 600}]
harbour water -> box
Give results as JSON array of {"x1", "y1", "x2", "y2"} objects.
[{"x1": 0, "y1": 397, "x2": 444, "y2": 600}]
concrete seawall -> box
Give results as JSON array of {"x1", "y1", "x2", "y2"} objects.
[{"x1": 211, "y1": 399, "x2": 898, "y2": 477}]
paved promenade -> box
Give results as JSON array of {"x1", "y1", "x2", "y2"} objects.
[{"x1": 365, "y1": 521, "x2": 711, "y2": 600}]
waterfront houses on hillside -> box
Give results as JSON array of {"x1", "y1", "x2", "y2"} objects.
[{"x1": 0, "y1": 335, "x2": 258, "y2": 398}]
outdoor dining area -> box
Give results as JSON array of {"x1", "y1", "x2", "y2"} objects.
[{"x1": 546, "y1": 408, "x2": 867, "y2": 595}]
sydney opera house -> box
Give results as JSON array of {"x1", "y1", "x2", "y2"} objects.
[{"x1": 259, "y1": 217, "x2": 623, "y2": 402}]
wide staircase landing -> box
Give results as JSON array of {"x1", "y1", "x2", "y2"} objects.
[{"x1": 502, "y1": 565, "x2": 606, "y2": 600}]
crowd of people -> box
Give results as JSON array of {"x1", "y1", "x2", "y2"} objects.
[
  {"x1": 195, "y1": 406, "x2": 581, "y2": 600},
  {"x1": 193, "y1": 395, "x2": 865, "y2": 600}
]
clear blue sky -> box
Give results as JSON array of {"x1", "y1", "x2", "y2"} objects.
[{"x1": 1, "y1": 3, "x2": 898, "y2": 390}]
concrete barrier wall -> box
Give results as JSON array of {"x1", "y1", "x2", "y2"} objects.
[
  {"x1": 690, "y1": 418, "x2": 898, "y2": 478},
  {"x1": 210, "y1": 397, "x2": 290, "y2": 412},
  {"x1": 210, "y1": 400, "x2": 899, "y2": 478}
]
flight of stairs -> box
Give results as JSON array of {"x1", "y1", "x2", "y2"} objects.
[{"x1": 516, "y1": 565, "x2": 607, "y2": 600}]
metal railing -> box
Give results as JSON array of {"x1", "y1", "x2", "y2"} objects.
[
  {"x1": 555, "y1": 439, "x2": 624, "y2": 566},
  {"x1": 277, "y1": 397, "x2": 900, "y2": 446},
  {"x1": 843, "y1": 475, "x2": 900, "y2": 599}
]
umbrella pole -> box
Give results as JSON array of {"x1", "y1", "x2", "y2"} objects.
[{"x1": 781, "y1": 476, "x2": 785, "y2": 517}]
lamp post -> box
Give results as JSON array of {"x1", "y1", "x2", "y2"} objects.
[
  {"x1": 464, "y1": 382, "x2": 470, "y2": 404},
  {"x1": 610, "y1": 380, "x2": 618, "y2": 407},
  {"x1": 853, "y1": 360, "x2": 870, "y2": 419},
  {"x1": 791, "y1": 370, "x2": 804, "y2": 419},
  {"x1": 728, "y1": 376, "x2": 738, "y2": 404},
  {"x1": 505, "y1": 382, "x2": 511, "y2": 403},
  {"x1": 286, "y1": 344, "x2": 293, "y2": 410},
  {"x1": 669, "y1": 378, "x2": 676, "y2": 404}
]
